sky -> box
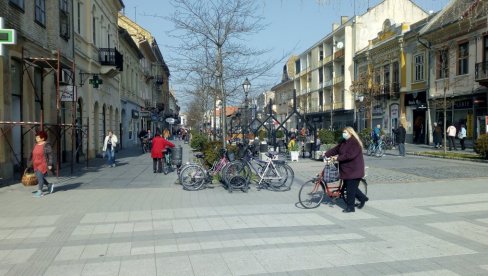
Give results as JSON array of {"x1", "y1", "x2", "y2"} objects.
[{"x1": 120, "y1": 0, "x2": 450, "y2": 110}]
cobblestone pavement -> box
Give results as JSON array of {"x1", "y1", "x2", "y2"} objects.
[{"x1": 1, "y1": 141, "x2": 488, "y2": 275}]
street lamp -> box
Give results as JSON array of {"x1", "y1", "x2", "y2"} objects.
[{"x1": 242, "y1": 78, "x2": 251, "y2": 141}]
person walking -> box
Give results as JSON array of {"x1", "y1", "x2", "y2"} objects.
[
  {"x1": 446, "y1": 123, "x2": 457, "y2": 151},
  {"x1": 433, "y1": 122, "x2": 442, "y2": 148},
  {"x1": 458, "y1": 124, "x2": 467, "y2": 150},
  {"x1": 31, "y1": 130, "x2": 54, "y2": 197},
  {"x1": 324, "y1": 127, "x2": 368, "y2": 213},
  {"x1": 151, "y1": 131, "x2": 175, "y2": 173},
  {"x1": 103, "y1": 130, "x2": 118, "y2": 167},
  {"x1": 393, "y1": 123, "x2": 406, "y2": 156}
]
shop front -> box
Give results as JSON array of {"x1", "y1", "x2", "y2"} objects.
[{"x1": 405, "y1": 91, "x2": 427, "y2": 144}]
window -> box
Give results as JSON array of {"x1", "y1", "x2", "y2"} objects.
[
  {"x1": 59, "y1": 0, "x2": 68, "y2": 13},
  {"x1": 414, "y1": 54, "x2": 424, "y2": 81},
  {"x1": 9, "y1": 0, "x2": 24, "y2": 10},
  {"x1": 392, "y1": 61, "x2": 399, "y2": 92},
  {"x1": 35, "y1": 0, "x2": 46, "y2": 26},
  {"x1": 458, "y1": 42, "x2": 469, "y2": 75},
  {"x1": 383, "y1": 64, "x2": 390, "y2": 93},
  {"x1": 59, "y1": 0, "x2": 70, "y2": 39},
  {"x1": 77, "y1": 2, "x2": 81, "y2": 34},
  {"x1": 319, "y1": 68, "x2": 323, "y2": 83},
  {"x1": 92, "y1": 16, "x2": 96, "y2": 44},
  {"x1": 484, "y1": 35, "x2": 488, "y2": 62},
  {"x1": 437, "y1": 49, "x2": 449, "y2": 79}
]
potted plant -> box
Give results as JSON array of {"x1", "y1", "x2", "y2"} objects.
[{"x1": 289, "y1": 140, "x2": 300, "y2": 161}]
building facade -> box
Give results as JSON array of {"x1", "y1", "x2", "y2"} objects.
[{"x1": 291, "y1": 0, "x2": 429, "y2": 131}]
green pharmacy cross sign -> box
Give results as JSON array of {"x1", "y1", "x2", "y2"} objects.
[
  {"x1": 0, "y1": 17, "x2": 16, "y2": 56},
  {"x1": 89, "y1": 75, "x2": 103, "y2": 88}
]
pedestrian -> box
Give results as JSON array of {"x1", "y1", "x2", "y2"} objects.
[
  {"x1": 458, "y1": 124, "x2": 467, "y2": 150},
  {"x1": 151, "y1": 131, "x2": 175, "y2": 173},
  {"x1": 102, "y1": 130, "x2": 118, "y2": 167},
  {"x1": 31, "y1": 130, "x2": 54, "y2": 197},
  {"x1": 446, "y1": 123, "x2": 457, "y2": 151},
  {"x1": 433, "y1": 122, "x2": 442, "y2": 148},
  {"x1": 323, "y1": 126, "x2": 368, "y2": 213},
  {"x1": 393, "y1": 123, "x2": 406, "y2": 156},
  {"x1": 372, "y1": 124, "x2": 382, "y2": 147}
]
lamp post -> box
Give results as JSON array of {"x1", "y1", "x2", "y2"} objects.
[{"x1": 242, "y1": 78, "x2": 251, "y2": 141}]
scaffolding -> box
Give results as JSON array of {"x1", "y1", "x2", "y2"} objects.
[{"x1": 0, "y1": 48, "x2": 85, "y2": 182}]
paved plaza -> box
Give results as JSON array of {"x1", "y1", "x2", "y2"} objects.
[{"x1": 1, "y1": 141, "x2": 488, "y2": 275}]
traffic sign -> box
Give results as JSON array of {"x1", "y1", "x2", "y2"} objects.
[
  {"x1": 165, "y1": 118, "x2": 175, "y2": 124},
  {"x1": 0, "y1": 18, "x2": 16, "y2": 56}
]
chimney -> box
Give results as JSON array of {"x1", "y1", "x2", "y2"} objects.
[
  {"x1": 332, "y1": 23, "x2": 339, "y2": 31},
  {"x1": 341, "y1": 16, "x2": 349, "y2": 24}
]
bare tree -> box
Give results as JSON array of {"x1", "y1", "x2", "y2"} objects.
[{"x1": 166, "y1": 0, "x2": 287, "y2": 147}]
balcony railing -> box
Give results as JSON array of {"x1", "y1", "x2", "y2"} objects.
[
  {"x1": 334, "y1": 49, "x2": 344, "y2": 60},
  {"x1": 475, "y1": 61, "x2": 488, "y2": 85},
  {"x1": 333, "y1": 75, "x2": 344, "y2": 84},
  {"x1": 98, "y1": 48, "x2": 123, "y2": 71}
]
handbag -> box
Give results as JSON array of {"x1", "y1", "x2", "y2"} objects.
[
  {"x1": 322, "y1": 163, "x2": 339, "y2": 183},
  {"x1": 21, "y1": 168, "x2": 38, "y2": 186}
]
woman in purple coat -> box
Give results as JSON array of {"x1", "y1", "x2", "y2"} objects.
[{"x1": 324, "y1": 127, "x2": 368, "y2": 213}]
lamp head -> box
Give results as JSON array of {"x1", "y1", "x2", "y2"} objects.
[{"x1": 242, "y1": 78, "x2": 251, "y2": 96}]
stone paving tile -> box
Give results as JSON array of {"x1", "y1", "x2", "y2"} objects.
[
  {"x1": 2, "y1": 143, "x2": 488, "y2": 275},
  {"x1": 119, "y1": 257, "x2": 157, "y2": 276}
]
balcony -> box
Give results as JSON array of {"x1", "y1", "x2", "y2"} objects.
[
  {"x1": 334, "y1": 49, "x2": 344, "y2": 60},
  {"x1": 333, "y1": 75, "x2": 344, "y2": 84},
  {"x1": 475, "y1": 61, "x2": 488, "y2": 87},
  {"x1": 98, "y1": 48, "x2": 123, "y2": 75}
]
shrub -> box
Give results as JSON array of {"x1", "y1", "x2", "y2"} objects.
[
  {"x1": 202, "y1": 141, "x2": 223, "y2": 166},
  {"x1": 318, "y1": 129, "x2": 336, "y2": 144},
  {"x1": 190, "y1": 131, "x2": 208, "y2": 151},
  {"x1": 359, "y1": 128, "x2": 373, "y2": 146},
  {"x1": 275, "y1": 129, "x2": 284, "y2": 139},
  {"x1": 289, "y1": 140, "x2": 300, "y2": 151},
  {"x1": 258, "y1": 128, "x2": 267, "y2": 141},
  {"x1": 474, "y1": 134, "x2": 488, "y2": 159}
]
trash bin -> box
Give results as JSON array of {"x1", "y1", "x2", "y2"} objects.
[{"x1": 172, "y1": 145, "x2": 183, "y2": 166}]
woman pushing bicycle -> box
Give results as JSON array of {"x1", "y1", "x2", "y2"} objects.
[{"x1": 323, "y1": 127, "x2": 368, "y2": 213}]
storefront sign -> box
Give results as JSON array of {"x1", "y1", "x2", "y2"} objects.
[
  {"x1": 139, "y1": 111, "x2": 151, "y2": 118},
  {"x1": 390, "y1": 103, "x2": 399, "y2": 129},
  {"x1": 405, "y1": 91, "x2": 426, "y2": 106},
  {"x1": 454, "y1": 99, "x2": 473, "y2": 109},
  {"x1": 60, "y1": 85, "x2": 75, "y2": 102},
  {"x1": 131, "y1": 110, "x2": 139, "y2": 119}
]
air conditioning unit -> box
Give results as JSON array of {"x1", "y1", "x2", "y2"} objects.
[{"x1": 59, "y1": 69, "x2": 72, "y2": 85}]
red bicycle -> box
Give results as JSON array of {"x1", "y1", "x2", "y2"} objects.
[{"x1": 298, "y1": 160, "x2": 368, "y2": 209}]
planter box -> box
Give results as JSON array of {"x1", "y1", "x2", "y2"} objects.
[{"x1": 290, "y1": 151, "x2": 299, "y2": 162}]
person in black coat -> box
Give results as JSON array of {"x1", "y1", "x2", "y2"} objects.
[
  {"x1": 324, "y1": 127, "x2": 368, "y2": 213},
  {"x1": 393, "y1": 123, "x2": 406, "y2": 156}
]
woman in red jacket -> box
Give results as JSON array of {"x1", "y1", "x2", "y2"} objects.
[
  {"x1": 324, "y1": 127, "x2": 368, "y2": 213},
  {"x1": 151, "y1": 132, "x2": 175, "y2": 173}
]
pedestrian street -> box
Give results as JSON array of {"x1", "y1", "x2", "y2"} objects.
[{"x1": 1, "y1": 141, "x2": 488, "y2": 275}]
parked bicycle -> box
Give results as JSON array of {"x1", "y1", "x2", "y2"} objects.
[
  {"x1": 162, "y1": 147, "x2": 172, "y2": 175},
  {"x1": 298, "y1": 158, "x2": 367, "y2": 209},
  {"x1": 222, "y1": 144, "x2": 294, "y2": 192},
  {"x1": 178, "y1": 148, "x2": 232, "y2": 191}
]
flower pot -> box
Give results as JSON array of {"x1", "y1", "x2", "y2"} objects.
[{"x1": 290, "y1": 151, "x2": 299, "y2": 162}]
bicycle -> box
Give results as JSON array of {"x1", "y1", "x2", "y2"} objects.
[
  {"x1": 222, "y1": 145, "x2": 294, "y2": 192},
  {"x1": 178, "y1": 148, "x2": 231, "y2": 191},
  {"x1": 366, "y1": 138, "x2": 385, "y2": 157},
  {"x1": 162, "y1": 147, "x2": 172, "y2": 175},
  {"x1": 298, "y1": 159, "x2": 367, "y2": 209}
]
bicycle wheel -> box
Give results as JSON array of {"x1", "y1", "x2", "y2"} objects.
[
  {"x1": 266, "y1": 163, "x2": 294, "y2": 191},
  {"x1": 222, "y1": 160, "x2": 251, "y2": 186},
  {"x1": 179, "y1": 165, "x2": 206, "y2": 191},
  {"x1": 367, "y1": 144, "x2": 374, "y2": 156},
  {"x1": 298, "y1": 179, "x2": 324, "y2": 209},
  {"x1": 375, "y1": 144, "x2": 385, "y2": 157}
]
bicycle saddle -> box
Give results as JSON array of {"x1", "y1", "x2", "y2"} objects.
[{"x1": 194, "y1": 152, "x2": 205, "y2": 159}]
